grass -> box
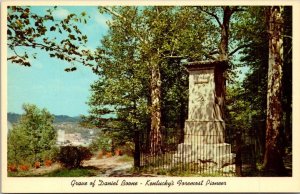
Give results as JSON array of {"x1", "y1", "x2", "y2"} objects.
[
  {"x1": 116, "y1": 155, "x2": 134, "y2": 162},
  {"x1": 43, "y1": 167, "x2": 97, "y2": 177},
  {"x1": 8, "y1": 171, "x2": 32, "y2": 177},
  {"x1": 8, "y1": 167, "x2": 98, "y2": 177}
]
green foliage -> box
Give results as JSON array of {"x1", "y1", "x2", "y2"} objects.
[
  {"x1": 87, "y1": 7, "x2": 152, "y2": 145},
  {"x1": 89, "y1": 131, "x2": 112, "y2": 152},
  {"x1": 8, "y1": 104, "x2": 57, "y2": 165},
  {"x1": 57, "y1": 146, "x2": 93, "y2": 169},
  {"x1": 225, "y1": 7, "x2": 268, "y2": 149},
  {"x1": 8, "y1": 124, "x2": 31, "y2": 165},
  {"x1": 227, "y1": 7, "x2": 292, "y2": 165},
  {"x1": 7, "y1": 6, "x2": 98, "y2": 69},
  {"x1": 87, "y1": 6, "x2": 217, "y2": 147},
  {"x1": 88, "y1": 6, "x2": 272, "y2": 147},
  {"x1": 226, "y1": 84, "x2": 256, "y2": 131}
]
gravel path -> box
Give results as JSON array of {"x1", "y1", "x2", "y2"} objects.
[{"x1": 83, "y1": 156, "x2": 134, "y2": 176}]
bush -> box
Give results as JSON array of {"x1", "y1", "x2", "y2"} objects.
[
  {"x1": 106, "y1": 152, "x2": 112, "y2": 158},
  {"x1": 44, "y1": 160, "x2": 53, "y2": 167},
  {"x1": 57, "y1": 146, "x2": 93, "y2": 169},
  {"x1": 8, "y1": 164, "x2": 18, "y2": 172},
  {"x1": 8, "y1": 104, "x2": 58, "y2": 166},
  {"x1": 19, "y1": 165, "x2": 29, "y2": 171},
  {"x1": 114, "y1": 148, "x2": 122, "y2": 156},
  {"x1": 34, "y1": 161, "x2": 41, "y2": 169},
  {"x1": 97, "y1": 151, "x2": 104, "y2": 159}
]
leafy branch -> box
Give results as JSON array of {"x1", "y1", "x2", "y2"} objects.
[{"x1": 7, "y1": 6, "x2": 99, "y2": 71}]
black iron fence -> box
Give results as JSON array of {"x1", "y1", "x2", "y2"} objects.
[{"x1": 137, "y1": 128, "x2": 258, "y2": 176}]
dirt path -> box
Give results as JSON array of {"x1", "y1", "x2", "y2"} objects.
[
  {"x1": 82, "y1": 156, "x2": 134, "y2": 177},
  {"x1": 25, "y1": 155, "x2": 157, "y2": 177}
]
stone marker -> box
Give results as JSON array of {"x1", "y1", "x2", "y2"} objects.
[{"x1": 173, "y1": 60, "x2": 235, "y2": 169}]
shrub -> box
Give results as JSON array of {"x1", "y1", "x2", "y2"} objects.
[
  {"x1": 97, "y1": 151, "x2": 104, "y2": 159},
  {"x1": 34, "y1": 161, "x2": 41, "y2": 169},
  {"x1": 114, "y1": 148, "x2": 122, "y2": 156},
  {"x1": 8, "y1": 164, "x2": 18, "y2": 172},
  {"x1": 106, "y1": 152, "x2": 112, "y2": 158},
  {"x1": 8, "y1": 104, "x2": 57, "y2": 167},
  {"x1": 44, "y1": 160, "x2": 53, "y2": 167},
  {"x1": 57, "y1": 146, "x2": 93, "y2": 169},
  {"x1": 19, "y1": 165, "x2": 29, "y2": 171}
]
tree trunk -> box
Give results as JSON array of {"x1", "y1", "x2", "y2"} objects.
[
  {"x1": 282, "y1": 6, "x2": 292, "y2": 145},
  {"x1": 219, "y1": 6, "x2": 231, "y2": 61},
  {"x1": 134, "y1": 130, "x2": 140, "y2": 167},
  {"x1": 217, "y1": 6, "x2": 232, "y2": 119},
  {"x1": 284, "y1": 98, "x2": 292, "y2": 143},
  {"x1": 149, "y1": 56, "x2": 162, "y2": 155},
  {"x1": 263, "y1": 6, "x2": 286, "y2": 175}
]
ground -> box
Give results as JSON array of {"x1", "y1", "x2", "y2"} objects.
[
  {"x1": 82, "y1": 155, "x2": 134, "y2": 176},
  {"x1": 9, "y1": 152, "x2": 292, "y2": 177},
  {"x1": 10, "y1": 155, "x2": 159, "y2": 177}
]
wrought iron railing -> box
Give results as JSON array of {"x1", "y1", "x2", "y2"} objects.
[{"x1": 138, "y1": 129, "x2": 257, "y2": 176}]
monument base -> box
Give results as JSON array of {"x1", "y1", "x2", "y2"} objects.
[
  {"x1": 172, "y1": 120, "x2": 235, "y2": 169},
  {"x1": 173, "y1": 142, "x2": 235, "y2": 168}
]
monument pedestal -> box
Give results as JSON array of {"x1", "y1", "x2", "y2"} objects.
[
  {"x1": 173, "y1": 120, "x2": 235, "y2": 168},
  {"x1": 173, "y1": 142, "x2": 235, "y2": 168},
  {"x1": 172, "y1": 61, "x2": 234, "y2": 170}
]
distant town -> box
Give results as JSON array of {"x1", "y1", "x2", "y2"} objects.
[
  {"x1": 7, "y1": 113, "x2": 98, "y2": 147},
  {"x1": 55, "y1": 122, "x2": 96, "y2": 147}
]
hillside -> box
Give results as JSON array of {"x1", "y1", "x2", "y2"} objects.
[{"x1": 7, "y1": 112, "x2": 82, "y2": 124}]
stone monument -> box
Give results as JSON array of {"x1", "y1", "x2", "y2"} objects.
[{"x1": 173, "y1": 60, "x2": 235, "y2": 169}]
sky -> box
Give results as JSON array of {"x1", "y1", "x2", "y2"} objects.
[{"x1": 7, "y1": 6, "x2": 110, "y2": 117}]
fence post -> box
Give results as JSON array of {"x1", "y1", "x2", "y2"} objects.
[
  {"x1": 134, "y1": 130, "x2": 140, "y2": 168},
  {"x1": 236, "y1": 131, "x2": 242, "y2": 176}
]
